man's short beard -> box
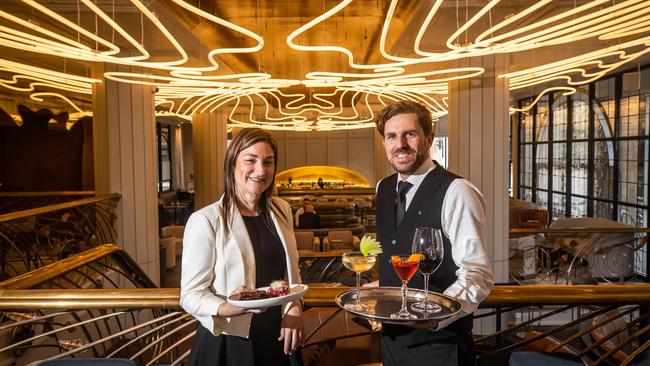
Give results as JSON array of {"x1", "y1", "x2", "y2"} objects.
[{"x1": 392, "y1": 150, "x2": 428, "y2": 175}]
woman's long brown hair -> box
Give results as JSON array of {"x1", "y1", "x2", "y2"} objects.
[{"x1": 222, "y1": 128, "x2": 279, "y2": 231}]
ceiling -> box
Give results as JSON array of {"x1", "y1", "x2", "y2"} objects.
[{"x1": 1, "y1": 0, "x2": 649, "y2": 130}]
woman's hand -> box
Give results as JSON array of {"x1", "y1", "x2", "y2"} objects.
[
  {"x1": 217, "y1": 286, "x2": 267, "y2": 317},
  {"x1": 278, "y1": 300, "x2": 303, "y2": 355}
]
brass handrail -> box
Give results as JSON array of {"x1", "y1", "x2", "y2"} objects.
[
  {"x1": 0, "y1": 191, "x2": 95, "y2": 197},
  {"x1": 0, "y1": 288, "x2": 181, "y2": 309},
  {"x1": 0, "y1": 193, "x2": 121, "y2": 223},
  {"x1": 2, "y1": 284, "x2": 650, "y2": 309},
  {"x1": 481, "y1": 284, "x2": 650, "y2": 306},
  {"x1": 303, "y1": 284, "x2": 650, "y2": 307},
  {"x1": 0, "y1": 243, "x2": 156, "y2": 289},
  {"x1": 510, "y1": 227, "x2": 650, "y2": 234}
]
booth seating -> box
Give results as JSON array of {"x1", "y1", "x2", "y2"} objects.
[
  {"x1": 362, "y1": 214, "x2": 376, "y2": 232},
  {"x1": 509, "y1": 199, "x2": 535, "y2": 229},
  {"x1": 295, "y1": 231, "x2": 321, "y2": 253},
  {"x1": 295, "y1": 225, "x2": 364, "y2": 245},
  {"x1": 323, "y1": 230, "x2": 360, "y2": 251},
  {"x1": 159, "y1": 237, "x2": 176, "y2": 270},
  {"x1": 158, "y1": 190, "x2": 193, "y2": 227},
  {"x1": 518, "y1": 209, "x2": 549, "y2": 229},
  {"x1": 291, "y1": 202, "x2": 358, "y2": 228},
  {"x1": 160, "y1": 225, "x2": 185, "y2": 257},
  {"x1": 590, "y1": 309, "x2": 631, "y2": 363}
]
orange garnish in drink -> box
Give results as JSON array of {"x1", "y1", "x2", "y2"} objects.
[
  {"x1": 406, "y1": 254, "x2": 425, "y2": 263},
  {"x1": 391, "y1": 255, "x2": 401, "y2": 263}
]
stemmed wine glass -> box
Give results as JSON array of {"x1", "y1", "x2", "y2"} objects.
[
  {"x1": 389, "y1": 254, "x2": 420, "y2": 319},
  {"x1": 411, "y1": 227, "x2": 444, "y2": 313},
  {"x1": 342, "y1": 252, "x2": 377, "y2": 311}
]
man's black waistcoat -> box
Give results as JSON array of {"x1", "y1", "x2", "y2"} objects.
[{"x1": 376, "y1": 163, "x2": 472, "y2": 345}]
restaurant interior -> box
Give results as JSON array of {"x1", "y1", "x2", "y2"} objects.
[{"x1": 1, "y1": 0, "x2": 650, "y2": 365}]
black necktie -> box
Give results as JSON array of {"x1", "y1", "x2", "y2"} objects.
[{"x1": 395, "y1": 181, "x2": 413, "y2": 227}]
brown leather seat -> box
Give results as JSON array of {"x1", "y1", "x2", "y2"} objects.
[
  {"x1": 591, "y1": 309, "x2": 630, "y2": 363},
  {"x1": 161, "y1": 225, "x2": 185, "y2": 256},
  {"x1": 322, "y1": 230, "x2": 360, "y2": 251},
  {"x1": 517, "y1": 209, "x2": 549, "y2": 229},
  {"x1": 294, "y1": 231, "x2": 321, "y2": 253}
]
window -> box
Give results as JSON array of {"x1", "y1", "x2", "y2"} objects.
[
  {"x1": 515, "y1": 65, "x2": 650, "y2": 277},
  {"x1": 156, "y1": 124, "x2": 172, "y2": 192},
  {"x1": 430, "y1": 137, "x2": 448, "y2": 168}
]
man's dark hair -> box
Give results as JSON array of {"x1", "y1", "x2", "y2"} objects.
[{"x1": 375, "y1": 100, "x2": 433, "y2": 137}]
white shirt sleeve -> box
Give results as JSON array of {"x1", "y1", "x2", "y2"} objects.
[{"x1": 437, "y1": 179, "x2": 494, "y2": 330}]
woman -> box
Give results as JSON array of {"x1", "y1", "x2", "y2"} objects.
[{"x1": 180, "y1": 128, "x2": 303, "y2": 366}]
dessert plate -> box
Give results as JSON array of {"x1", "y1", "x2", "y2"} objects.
[{"x1": 228, "y1": 284, "x2": 308, "y2": 308}]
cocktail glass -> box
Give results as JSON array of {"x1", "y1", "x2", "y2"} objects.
[
  {"x1": 342, "y1": 251, "x2": 377, "y2": 311},
  {"x1": 411, "y1": 227, "x2": 444, "y2": 313},
  {"x1": 390, "y1": 254, "x2": 420, "y2": 319}
]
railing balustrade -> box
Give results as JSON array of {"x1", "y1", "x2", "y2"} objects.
[
  {"x1": 1, "y1": 283, "x2": 649, "y2": 364},
  {"x1": 0, "y1": 191, "x2": 96, "y2": 215},
  {"x1": 0, "y1": 193, "x2": 120, "y2": 280}
]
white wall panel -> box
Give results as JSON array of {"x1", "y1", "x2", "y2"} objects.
[
  {"x1": 269, "y1": 129, "x2": 390, "y2": 186},
  {"x1": 307, "y1": 139, "x2": 328, "y2": 165},
  {"x1": 192, "y1": 111, "x2": 227, "y2": 210},
  {"x1": 348, "y1": 139, "x2": 373, "y2": 183},
  {"x1": 286, "y1": 138, "x2": 307, "y2": 168},
  {"x1": 275, "y1": 134, "x2": 287, "y2": 174},
  {"x1": 328, "y1": 139, "x2": 348, "y2": 167}
]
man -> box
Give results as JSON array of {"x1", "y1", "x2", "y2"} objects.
[
  {"x1": 371, "y1": 100, "x2": 493, "y2": 366},
  {"x1": 298, "y1": 203, "x2": 320, "y2": 229},
  {"x1": 294, "y1": 197, "x2": 311, "y2": 228}
]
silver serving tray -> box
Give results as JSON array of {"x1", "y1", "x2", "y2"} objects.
[{"x1": 335, "y1": 287, "x2": 462, "y2": 327}]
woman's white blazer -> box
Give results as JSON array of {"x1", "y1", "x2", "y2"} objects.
[{"x1": 180, "y1": 196, "x2": 301, "y2": 337}]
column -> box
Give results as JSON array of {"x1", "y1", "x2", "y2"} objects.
[
  {"x1": 448, "y1": 54, "x2": 510, "y2": 283},
  {"x1": 92, "y1": 63, "x2": 160, "y2": 286},
  {"x1": 448, "y1": 55, "x2": 510, "y2": 334},
  {"x1": 171, "y1": 125, "x2": 185, "y2": 190},
  {"x1": 192, "y1": 111, "x2": 228, "y2": 210}
]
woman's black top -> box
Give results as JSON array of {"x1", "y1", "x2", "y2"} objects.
[
  {"x1": 243, "y1": 214, "x2": 287, "y2": 288},
  {"x1": 188, "y1": 213, "x2": 296, "y2": 366}
]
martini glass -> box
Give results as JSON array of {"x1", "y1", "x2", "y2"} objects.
[
  {"x1": 411, "y1": 228, "x2": 444, "y2": 313},
  {"x1": 390, "y1": 254, "x2": 420, "y2": 319},
  {"x1": 342, "y1": 251, "x2": 377, "y2": 311}
]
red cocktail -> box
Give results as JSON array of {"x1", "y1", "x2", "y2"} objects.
[
  {"x1": 390, "y1": 254, "x2": 422, "y2": 320},
  {"x1": 392, "y1": 258, "x2": 419, "y2": 282}
]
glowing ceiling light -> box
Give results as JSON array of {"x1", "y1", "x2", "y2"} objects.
[
  {"x1": 508, "y1": 87, "x2": 577, "y2": 113},
  {"x1": 30, "y1": 92, "x2": 91, "y2": 114},
  {"x1": 1, "y1": 0, "x2": 649, "y2": 130}
]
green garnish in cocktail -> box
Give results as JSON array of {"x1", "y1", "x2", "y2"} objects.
[{"x1": 360, "y1": 236, "x2": 383, "y2": 256}]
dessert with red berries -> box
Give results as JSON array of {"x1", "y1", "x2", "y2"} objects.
[
  {"x1": 238, "y1": 280, "x2": 290, "y2": 300},
  {"x1": 267, "y1": 280, "x2": 289, "y2": 297}
]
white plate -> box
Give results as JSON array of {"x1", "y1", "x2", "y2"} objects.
[{"x1": 227, "y1": 284, "x2": 309, "y2": 308}]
